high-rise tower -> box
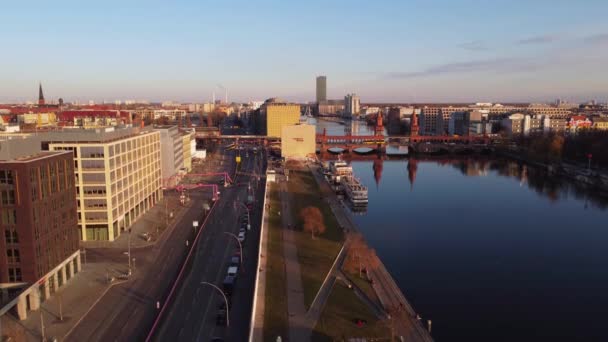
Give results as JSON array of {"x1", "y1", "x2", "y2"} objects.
[
  {"x1": 316, "y1": 76, "x2": 327, "y2": 103},
  {"x1": 38, "y1": 83, "x2": 45, "y2": 105}
]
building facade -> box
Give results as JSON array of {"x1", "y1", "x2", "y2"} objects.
[
  {"x1": 317, "y1": 100, "x2": 345, "y2": 116},
  {"x1": 316, "y1": 76, "x2": 327, "y2": 103},
  {"x1": 154, "y1": 126, "x2": 184, "y2": 186},
  {"x1": 264, "y1": 102, "x2": 301, "y2": 138},
  {"x1": 344, "y1": 94, "x2": 360, "y2": 117},
  {"x1": 281, "y1": 124, "x2": 316, "y2": 159},
  {"x1": 42, "y1": 127, "x2": 162, "y2": 241},
  {"x1": 0, "y1": 138, "x2": 81, "y2": 321},
  {"x1": 182, "y1": 132, "x2": 193, "y2": 172}
]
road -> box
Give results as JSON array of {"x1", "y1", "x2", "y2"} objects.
[
  {"x1": 65, "y1": 150, "x2": 237, "y2": 342},
  {"x1": 65, "y1": 190, "x2": 212, "y2": 342},
  {"x1": 153, "y1": 146, "x2": 266, "y2": 341}
]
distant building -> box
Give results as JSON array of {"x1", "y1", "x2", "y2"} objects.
[
  {"x1": 568, "y1": 115, "x2": 592, "y2": 132},
  {"x1": 0, "y1": 137, "x2": 80, "y2": 320},
  {"x1": 281, "y1": 124, "x2": 316, "y2": 159},
  {"x1": 41, "y1": 126, "x2": 162, "y2": 241},
  {"x1": 258, "y1": 99, "x2": 301, "y2": 138},
  {"x1": 317, "y1": 99, "x2": 345, "y2": 116},
  {"x1": 38, "y1": 83, "x2": 45, "y2": 106},
  {"x1": 592, "y1": 116, "x2": 608, "y2": 130},
  {"x1": 153, "y1": 126, "x2": 185, "y2": 187},
  {"x1": 344, "y1": 94, "x2": 360, "y2": 117},
  {"x1": 316, "y1": 76, "x2": 327, "y2": 103}
]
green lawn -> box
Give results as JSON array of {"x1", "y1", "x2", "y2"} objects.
[
  {"x1": 263, "y1": 183, "x2": 289, "y2": 341},
  {"x1": 312, "y1": 282, "x2": 387, "y2": 341},
  {"x1": 287, "y1": 167, "x2": 344, "y2": 308},
  {"x1": 346, "y1": 271, "x2": 382, "y2": 310}
]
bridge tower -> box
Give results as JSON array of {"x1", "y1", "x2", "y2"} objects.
[
  {"x1": 410, "y1": 108, "x2": 419, "y2": 137},
  {"x1": 374, "y1": 112, "x2": 384, "y2": 136}
]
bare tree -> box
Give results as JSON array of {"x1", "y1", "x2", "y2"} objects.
[{"x1": 299, "y1": 206, "x2": 325, "y2": 239}]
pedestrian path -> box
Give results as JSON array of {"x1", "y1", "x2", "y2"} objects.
[{"x1": 279, "y1": 181, "x2": 311, "y2": 342}]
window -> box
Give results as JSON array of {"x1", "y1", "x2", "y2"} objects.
[
  {"x1": 6, "y1": 249, "x2": 20, "y2": 263},
  {"x1": 0, "y1": 190, "x2": 15, "y2": 205},
  {"x1": 0, "y1": 170, "x2": 13, "y2": 184},
  {"x1": 8, "y1": 268, "x2": 22, "y2": 282},
  {"x1": 5, "y1": 229, "x2": 18, "y2": 244},
  {"x1": 1, "y1": 209, "x2": 16, "y2": 225}
]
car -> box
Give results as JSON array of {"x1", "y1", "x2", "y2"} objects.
[
  {"x1": 238, "y1": 231, "x2": 246, "y2": 243},
  {"x1": 227, "y1": 266, "x2": 238, "y2": 277},
  {"x1": 222, "y1": 275, "x2": 236, "y2": 296},
  {"x1": 239, "y1": 228, "x2": 246, "y2": 234},
  {"x1": 230, "y1": 256, "x2": 240, "y2": 267}
]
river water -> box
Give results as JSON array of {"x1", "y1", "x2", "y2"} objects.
[{"x1": 316, "y1": 119, "x2": 608, "y2": 341}]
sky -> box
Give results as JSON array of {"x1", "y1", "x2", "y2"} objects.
[{"x1": 1, "y1": 0, "x2": 608, "y2": 104}]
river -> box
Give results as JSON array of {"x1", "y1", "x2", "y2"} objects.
[{"x1": 316, "y1": 119, "x2": 608, "y2": 341}]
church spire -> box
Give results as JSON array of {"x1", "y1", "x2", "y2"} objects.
[{"x1": 38, "y1": 83, "x2": 45, "y2": 105}]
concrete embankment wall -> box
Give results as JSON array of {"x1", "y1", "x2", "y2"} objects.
[{"x1": 248, "y1": 173, "x2": 269, "y2": 341}]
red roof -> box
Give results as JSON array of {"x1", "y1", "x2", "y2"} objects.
[{"x1": 58, "y1": 110, "x2": 130, "y2": 121}]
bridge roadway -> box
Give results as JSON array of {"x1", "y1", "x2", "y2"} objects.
[{"x1": 152, "y1": 147, "x2": 266, "y2": 341}]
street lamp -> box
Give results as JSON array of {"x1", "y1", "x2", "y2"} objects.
[
  {"x1": 199, "y1": 282, "x2": 229, "y2": 326},
  {"x1": 224, "y1": 232, "x2": 243, "y2": 269}
]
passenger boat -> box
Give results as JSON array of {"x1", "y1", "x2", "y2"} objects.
[{"x1": 340, "y1": 175, "x2": 368, "y2": 205}]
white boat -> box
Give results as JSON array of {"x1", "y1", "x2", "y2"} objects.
[
  {"x1": 341, "y1": 175, "x2": 368, "y2": 205},
  {"x1": 329, "y1": 160, "x2": 352, "y2": 183}
]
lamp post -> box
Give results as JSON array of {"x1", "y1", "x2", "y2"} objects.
[
  {"x1": 224, "y1": 232, "x2": 243, "y2": 269},
  {"x1": 200, "y1": 282, "x2": 229, "y2": 327}
]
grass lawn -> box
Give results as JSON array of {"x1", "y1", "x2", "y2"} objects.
[
  {"x1": 346, "y1": 271, "x2": 382, "y2": 310},
  {"x1": 312, "y1": 282, "x2": 388, "y2": 341},
  {"x1": 263, "y1": 183, "x2": 289, "y2": 341},
  {"x1": 287, "y1": 166, "x2": 344, "y2": 308}
]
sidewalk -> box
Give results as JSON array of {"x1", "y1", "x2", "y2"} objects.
[
  {"x1": 14, "y1": 193, "x2": 194, "y2": 342},
  {"x1": 81, "y1": 192, "x2": 187, "y2": 250}
]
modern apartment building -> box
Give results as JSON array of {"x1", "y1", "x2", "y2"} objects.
[
  {"x1": 316, "y1": 76, "x2": 327, "y2": 103},
  {"x1": 0, "y1": 138, "x2": 80, "y2": 320},
  {"x1": 40, "y1": 126, "x2": 162, "y2": 241}
]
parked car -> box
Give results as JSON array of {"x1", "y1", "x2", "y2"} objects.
[
  {"x1": 238, "y1": 231, "x2": 246, "y2": 243},
  {"x1": 227, "y1": 266, "x2": 238, "y2": 277},
  {"x1": 216, "y1": 310, "x2": 227, "y2": 326},
  {"x1": 222, "y1": 275, "x2": 236, "y2": 296},
  {"x1": 230, "y1": 256, "x2": 240, "y2": 267}
]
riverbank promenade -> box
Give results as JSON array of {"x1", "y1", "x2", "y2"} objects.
[{"x1": 308, "y1": 161, "x2": 433, "y2": 342}]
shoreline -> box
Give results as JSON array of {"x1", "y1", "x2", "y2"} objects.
[{"x1": 308, "y1": 161, "x2": 433, "y2": 341}]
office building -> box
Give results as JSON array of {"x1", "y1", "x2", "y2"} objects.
[
  {"x1": 317, "y1": 100, "x2": 345, "y2": 116},
  {"x1": 344, "y1": 94, "x2": 361, "y2": 117},
  {"x1": 281, "y1": 124, "x2": 316, "y2": 159},
  {"x1": 0, "y1": 137, "x2": 81, "y2": 320},
  {"x1": 153, "y1": 126, "x2": 185, "y2": 187},
  {"x1": 181, "y1": 131, "x2": 193, "y2": 172},
  {"x1": 259, "y1": 99, "x2": 301, "y2": 138},
  {"x1": 41, "y1": 126, "x2": 162, "y2": 241},
  {"x1": 316, "y1": 76, "x2": 327, "y2": 103}
]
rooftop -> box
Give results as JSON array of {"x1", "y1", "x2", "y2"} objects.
[{"x1": 39, "y1": 126, "x2": 155, "y2": 144}]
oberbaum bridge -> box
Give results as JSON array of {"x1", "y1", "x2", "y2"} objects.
[{"x1": 194, "y1": 113, "x2": 501, "y2": 157}]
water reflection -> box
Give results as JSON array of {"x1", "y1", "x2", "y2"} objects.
[{"x1": 377, "y1": 156, "x2": 608, "y2": 210}]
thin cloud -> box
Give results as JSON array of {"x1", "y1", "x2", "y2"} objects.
[
  {"x1": 386, "y1": 58, "x2": 539, "y2": 79},
  {"x1": 458, "y1": 40, "x2": 489, "y2": 51},
  {"x1": 583, "y1": 33, "x2": 608, "y2": 44},
  {"x1": 517, "y1": 34, "x2": 559, "y2": 45}
]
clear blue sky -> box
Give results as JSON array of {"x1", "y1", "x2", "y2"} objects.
[{"x1": 1, "y1": 0, "x2": 607, "y2": 103}]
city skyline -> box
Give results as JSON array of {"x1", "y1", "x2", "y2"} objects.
[{"x1": 1, "y1": 0, "x2": 608, "y2": 103}]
